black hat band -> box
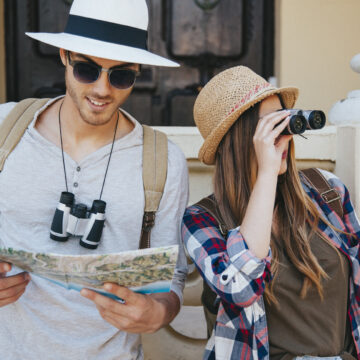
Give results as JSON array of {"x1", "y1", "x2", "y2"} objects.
[{"x1": 65, "y1": 14, "x2": 148, "y2": 50}]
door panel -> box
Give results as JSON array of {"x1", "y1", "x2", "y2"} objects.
[{"x1": 5, "y1": 0, "x2": 274, "y2": 126}]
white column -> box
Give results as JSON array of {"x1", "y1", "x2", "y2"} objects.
[{"x1": 329, "y1": 54, "x2": 360, "y2": 212}]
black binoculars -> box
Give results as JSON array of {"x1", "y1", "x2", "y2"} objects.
[
  {"x1": 50, "y1": 191, "x2": 106, "y2": 249},
  {"x1": 280, "y1": 109, "x2": 326, "y2": 135}
]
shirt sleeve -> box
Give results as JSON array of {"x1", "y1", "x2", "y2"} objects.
[{"x1": 182, "y1": 205, "x2": 272, "y2": 308}]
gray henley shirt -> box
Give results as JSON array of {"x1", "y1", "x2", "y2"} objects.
[{"x1": 0, "y1": 97, "x2": 189, "y2": 360}]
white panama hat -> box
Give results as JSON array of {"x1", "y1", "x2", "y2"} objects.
[{"x1": 26, "y1": 0, "x2": 179, "y2": 67}]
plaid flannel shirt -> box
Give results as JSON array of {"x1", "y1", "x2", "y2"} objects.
[{"x1": 182, "y1": 169, "x2": 360, "y2": 360}]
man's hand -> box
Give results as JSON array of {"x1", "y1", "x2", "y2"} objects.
[
  {"x1": 0, "y1": 262, "x2": 30, "y2": 307},
  {"x1": 80, "y1": 283, "x2": 180, "y2": 333}
]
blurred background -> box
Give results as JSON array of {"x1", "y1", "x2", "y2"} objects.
[{"x1": 1, "y1": 0, "x2": 359, "y2": 126}]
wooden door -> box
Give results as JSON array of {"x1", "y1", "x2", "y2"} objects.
[{"x1": 5, "y1": 0, "x2": 274, "y2": 126}]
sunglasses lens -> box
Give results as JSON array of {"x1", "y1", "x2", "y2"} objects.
[
  {"x1": 73, "y1": 63, "x2": 100, "y2": 83},
  {"x1": 110, "y1": 70, "x2": 137, "y2": 89}
]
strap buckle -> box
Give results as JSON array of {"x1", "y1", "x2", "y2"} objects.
[
  {"x1": 321, "y1": 189, "x2": 341, "y2": 204},
  {"x1": 219, "y1": 223, "x2": 228, "y2": 237},
  {"x1": 142, "y1": 211, "x2": 156, "y2": 232}
]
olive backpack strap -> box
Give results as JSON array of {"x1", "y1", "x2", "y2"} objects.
[
  {"x1": 139, "y1": 125, "x2": 168, "y2": 249},
  {"x1": 300, "y1": 167, "x2": 343, "y2": 218},
  {"x1": 196, "y1": 196, "x2": 228, "y2": 237},
  {"x1": 193, "y1": 195, "x2": 228, "y2": 338},
  {"x1": 0, "y1": 98, "x2": 50, "y2": 171}
]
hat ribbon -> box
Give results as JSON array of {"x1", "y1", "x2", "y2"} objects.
[
  {"x1": 65, "y1": 14, "x2": 148, "y2": 50},
  {"x1": 226, "y1": 82, "x2": 273, "y2": 117}
]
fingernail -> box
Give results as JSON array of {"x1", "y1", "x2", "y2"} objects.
[
  {"x1": 80, "y1": 289, "x2": 89, "y2": 297},
  {"x1": 4, "y1": 264, "x2": 10, "y2": 272},
  {"x1": 104, "y1": 283, "x2": 112, "y2": 291},
  {"x1": 25, "y1": 273, "x2": 31, "y2": 281}
]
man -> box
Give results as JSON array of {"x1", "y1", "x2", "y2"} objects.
[{"x1": 0, "y1": 0, "x2": 188, "y2": 359}]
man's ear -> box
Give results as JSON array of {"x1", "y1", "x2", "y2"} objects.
[{"x1": 59, "y1": 48, "x2": 67, "y2": 66}]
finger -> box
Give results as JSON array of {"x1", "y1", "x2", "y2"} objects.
[
  {"x1": 0, "y1": 280, "x2": 29, "y2": 300},
  {"x1": 101, "y1": 313, "x2": 123, "y2": 329},
  {"x1": 0, "y1": 288, "x2": 25, "y2": 307},
  {"x1": 101, "y1": 312, "x2": 138, "y2": 332},
  {"x1": 103, "y1": 283, "x2": 138, "y2": 303},
  {"x1": 0, "y1": 272, "x2": 30, "y2": 290},
  {"x1": 81, "y1": 289, "x2": 126, "y2": 313},
  {"x1": 0, "y1": 262, "x2": 12, "y2": 276},
  {"x1": 259, "y1": 112, "x2": 291, "y2": 137},
  {"x1": 98, "y1": 307, "x2": 141, "y2": 333},
  {"x1": 256, "y1": 110, "x2": 290, "y2": 134},
  {"x1": 96, "y1": 305, "x2": 119, "y2": 323},
  {"x1": 269, "y1": 116, "x2": 291, "y2": 139}
]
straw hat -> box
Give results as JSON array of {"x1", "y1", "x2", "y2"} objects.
[
  {"x1": 194, "y1": 66, "x2": 299, "y2": 165},
  {"x1": 26, "y1": 0, "x2": 178, "y2": 67}
]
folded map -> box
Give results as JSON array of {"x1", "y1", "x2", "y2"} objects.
[{"x1": 0, "y1": 245, "x2": 178, "y2": 300}]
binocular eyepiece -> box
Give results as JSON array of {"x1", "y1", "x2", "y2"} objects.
[
  {"x1": 280, "y1": 109, "x2": 326, "y2": 135},
  {"x1": 50, "y1": 192, "x2": 106, "y2": 249}
]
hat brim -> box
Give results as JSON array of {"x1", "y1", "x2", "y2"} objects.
[
  {"x1": 26, "y1": 32, "x2": 179, "y2": 67},
  {"x1": 198, "y1": 86, "x2": 299, "y2": 165}
]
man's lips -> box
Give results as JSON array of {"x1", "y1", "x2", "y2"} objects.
[
  {"x1": 86, "y1": 97, "x2": 111, "y2": 110},
  {"x1": 282, "y1": 150, "x2": 288, "y2": 159}
]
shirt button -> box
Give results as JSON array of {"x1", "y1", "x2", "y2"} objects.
[
  {"x1": 355, "y1": 336, "x2": 359, "y2": 341},
  {"x1": 222, "y1": 274, "x2": 228, "y2": 281},
  {"x1": 73, "y1": 182, "x2": 78, "y2": 188},
  {"x1": 76, "y1": 166, "x2": 81, "y2": 172},
  {"x1": 329, "y1": 233, "x2": 334, "y2": 238}
]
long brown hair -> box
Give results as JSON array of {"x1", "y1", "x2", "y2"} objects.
[{"x1": 214, "y1": 101, "x2": 334, "y2": 301}]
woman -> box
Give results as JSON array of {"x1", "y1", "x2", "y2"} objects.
[{"x1": 182, "y1": 66, "x2": 360, "y2": 360}]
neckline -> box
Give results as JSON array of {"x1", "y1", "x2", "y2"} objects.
[{"x1": 27, "y1": 97, "x2": 143, "y2": 165}]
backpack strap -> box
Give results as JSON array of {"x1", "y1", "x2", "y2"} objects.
[
  {"x1": 300, "y1": 168, "x2": 343, "y2": 218},
  {"x1": 195, "y1": 195, "x2": 228, "y2": 237},
  {"x1": 0, "y1": 98, "x2": 50, "y2": 171},
  {"x1": 139, "y1": 125, "x2": 168, "y2": 249}
]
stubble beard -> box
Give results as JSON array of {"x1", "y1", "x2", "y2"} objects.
[{"x1": 66, "y1": 76, "x2": 118, "y2": 127}]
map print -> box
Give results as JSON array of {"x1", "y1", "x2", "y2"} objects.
[{"x1": 0, "y1": 245, "x2": 178, "y2": 297}]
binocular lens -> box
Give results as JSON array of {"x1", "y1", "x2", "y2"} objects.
[
  {"x1": 280, "y1": 109, "x2": 326, "y2": 135},
  {"x1": 308, "y1": 110, "x2": 326, "y2": 130},
  {"x1": 285, "y1": 114, "x2": 307, "y2": 135},
  {"x1": 292, "y1": 116, "x2": 305, "y2": 133}
]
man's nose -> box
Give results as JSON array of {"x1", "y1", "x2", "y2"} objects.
[{"x1": 91, "y1": 70, "x2": 112, "y2": 96}]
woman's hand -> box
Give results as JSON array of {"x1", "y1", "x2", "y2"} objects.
[
  {"x1": 241, "y1": 108, "x2": 292, "y2": 258},
  {"x1": 253, "y1": 109, "x2": 291, "y2": 176}
]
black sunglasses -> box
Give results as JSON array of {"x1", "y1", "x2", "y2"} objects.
[{"x1": 66, "y1": 52, "x2": 140, "y2": 90}]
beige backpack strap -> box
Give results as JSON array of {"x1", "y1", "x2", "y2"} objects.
[
  {"x1": 0, "y1": 98, "x2": 50, "y2": 171},
  {"x1": 139, "y1": 125, "x2": 168, "y2": 249}
]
